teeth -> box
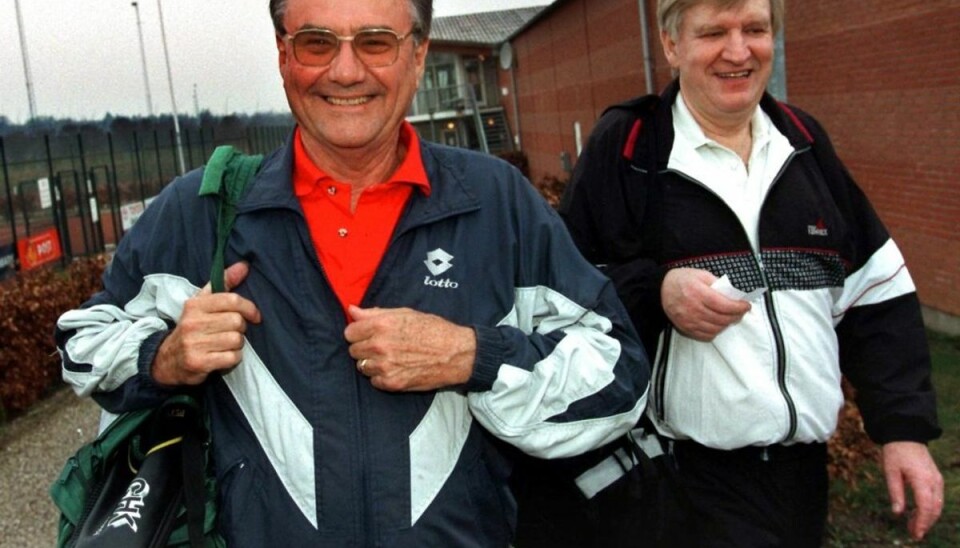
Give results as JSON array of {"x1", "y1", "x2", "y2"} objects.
[
  {"x1": 719, "y1": 71, "x2": 750, "y2": 78},
  {"x1": 327, "y1": 96, "x2": 370, "y2": 106}
]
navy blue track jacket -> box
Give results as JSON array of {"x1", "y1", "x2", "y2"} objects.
[{"x1": 57, "y1": 136, "x2": 651, "y2": 547}]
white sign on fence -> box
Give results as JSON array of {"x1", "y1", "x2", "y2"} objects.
[
  {"x1": 120, "y1": 196, "x2": 157, "y2": 231},
  {"x1": 120, "y1": 201, "x2": 145, "y2": 231},
  {"x1": 89, "y1": 198, "x2": 100, "y2": 223},
  {"x1": 38, "y1": 177, "x2": 52, "y2": 209}
]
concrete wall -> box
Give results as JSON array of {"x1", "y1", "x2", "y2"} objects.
[{"x1": 502, "y1": 0, "x2": 960, "y2": 328}]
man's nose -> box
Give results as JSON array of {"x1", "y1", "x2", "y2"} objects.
[
  {"x1": 722, "y1": 31, "x2": 752, "y2": 63},
  {"x1": 327, "y1": 41, "x2": 366, "y2": 83}
]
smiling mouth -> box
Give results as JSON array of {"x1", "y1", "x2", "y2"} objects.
[
  {"x1": 717, "y1": 70, "x2": 751, "y2": 79},
  {"x1": 325, "y1": 96, "x2": 372, "y2": 106}
]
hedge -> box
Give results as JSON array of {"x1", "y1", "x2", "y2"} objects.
[{"x1": 0, "y1": 256, "x2": 107, "y2": 420}]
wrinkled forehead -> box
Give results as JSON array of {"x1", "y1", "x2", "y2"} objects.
[
  {"x1": 281, "y1": 0, "x2": 417, "y2": 32},
  {"x1": 665, "y1": 0, "x2": 774, "y2": 35}
]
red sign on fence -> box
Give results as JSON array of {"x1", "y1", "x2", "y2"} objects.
[{"x1": 17, "y1": 228, "x2": 63, "y2": 270}]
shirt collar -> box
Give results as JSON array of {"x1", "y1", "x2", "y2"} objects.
[
  {"x1": 292, "y1": 121, "x2": 431, "y2": 197},
  {"x1": 672, "y1": 91, "x2": 772, "y2": 153}
]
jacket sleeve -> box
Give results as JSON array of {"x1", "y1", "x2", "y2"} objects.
[
  {"x1": 802, "y1": 112, "x2": 941, "y2": 444},
  {"x1": 55, "y1": 178, "x2": 206, "y2": 413},
  {"x1": 558, "y1": 107, "x2": 668, "y2": 355},
  {"x1": 466, "y1": 172, "x2": 651, "y2": 459}
]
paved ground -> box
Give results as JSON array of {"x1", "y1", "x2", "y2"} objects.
[{"x1": 0, "y1": 389, "x2": 100, "y2": 548}]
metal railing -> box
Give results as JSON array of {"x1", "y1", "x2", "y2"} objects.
[
  {"x1": 410, "y1": 83, "x2": 490, "y2": 118},
  {"x1": 0, "y1": 123, "x2": 292, "y2": 277}
]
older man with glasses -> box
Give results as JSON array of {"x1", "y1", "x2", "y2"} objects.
[{"x1": 54, "y1": 0, "x2": 651, "y2": 546}]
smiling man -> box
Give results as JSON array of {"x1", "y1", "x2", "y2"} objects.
[
  {"x1": 54, "y1": 0, "x2": 652, "y2": 545},
  {"x1": 559, "y1": 0, "x2": 944, "y2": 545}
]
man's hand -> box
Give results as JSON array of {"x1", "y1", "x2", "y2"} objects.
[
  {"x1": 152, "y1": 262, "x2": 261, "y2": 385},
  {"x1": 881, "y1": 441, "x2": 944, "y2": 541},
  {"x1": 661, "y1": 268, "x2": 751, "y2": 341},
  {"x1": 345, "y1": 306, "x2": 476, "y2": 392}
]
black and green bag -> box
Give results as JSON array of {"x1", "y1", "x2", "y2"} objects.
[
  {"x1": 50, "y1": 145, "x2": 263, "y2": 547},
  {"x1": 51, "y1": 395, "x2": 219, "y2": 548}
]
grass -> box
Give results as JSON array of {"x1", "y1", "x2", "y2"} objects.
[{"x1": 826, "y1": 331, "x2": 960, "y2": 546}]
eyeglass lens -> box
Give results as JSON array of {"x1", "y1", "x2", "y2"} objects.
[{"x1": 293, "y1": 30, "x2": 401, "y2": 67}]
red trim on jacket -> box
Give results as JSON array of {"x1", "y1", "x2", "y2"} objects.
[
  {"x1": 777, "y1": 102, "x2": 814, "y2": 143},
  {"x1": 622, "y1": 119, "x2": 643, "y2": 160}
]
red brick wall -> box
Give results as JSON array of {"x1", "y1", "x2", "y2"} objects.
[
  {"x1": 504, "y1": 0, "x2": 960, "y2": 320},
  {"x1": 499, "y1": 0, "x2": 656, "y2": 182},
  {"x1": 785, "y1": 0, "x2": 960, "y2": 317}
]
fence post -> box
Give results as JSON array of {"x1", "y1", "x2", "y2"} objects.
[
  {"x1": 199, "y1": 125, "x2": 208, "y2": 161},
  {"x1": 1, "y1": 137, "x2": 18, "y2": 271},
  {"x1": 184, "y1": 128, "x2": 194, "y2": 169},
  {"x1": 133, "y1": 132, "x2": 147, "y2": 205},
  {"x1": 86, "y1": 166, "x2": 107, "y2": 251},
  {"x1": 45, "y1": 135, "x2": 71, "y2": 265},
  {"x1": 79, "y1": 134, "x2": 105, "y2": 253},
  {"x1": 17, "y1": 181, "x2": 32, "y2": 236},
  {"x1": 76, "y1": 134, "x2": 95, "y2": 255},
  {"x1": 153, "y1": 129, "x2": 163, "y2": 193},
  {"x1": 168, "y1": 129, "x2": 178, "y2": 181},
  {"x1": 107, "y1": 132, "x2": 123, "y2": 241},
  {"x1": 58, "y1": 169, "x2": 91, "y2": 257},
  {"x1": 53, "y1": 175, "x2": 71, "y2": 264}
]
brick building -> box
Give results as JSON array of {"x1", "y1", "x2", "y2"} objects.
[
  {"x1": 406, "y1": 8, "x2": 543, "y2": 154},
  {"x1": 484, "y1": 0, "x2": 960, "y2": 332}
]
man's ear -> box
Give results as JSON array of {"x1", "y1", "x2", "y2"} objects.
[
  {"x1": 277, "y1": 34, "x2": 288, "y2": 68},
  {"x1": 414, "y1": 38, "x2": 430, "y2": 81},
  {"x1": 660, "y1": 30, "x2": 679, "y2": 68}
]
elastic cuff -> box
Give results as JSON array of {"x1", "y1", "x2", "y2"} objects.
[
  {"x1": 93, "y1": 329, "x2": 178, "y2": 413},
  {"x1": 868, "y1": 418, "x2": 942, "y2": 445},
  {"x1": 465, "y1": 325, "x2": 506, "y2": 392},
  {"x1": 137, "y1": 329, "x2": 174, "y2": 389},
  {"x1": 654, "y1": 264, "x2": 669, "y2": 290}
]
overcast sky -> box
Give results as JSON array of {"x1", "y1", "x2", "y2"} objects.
[{"x1": 0, "y1": 0, "x2": 552, "y2": 123}]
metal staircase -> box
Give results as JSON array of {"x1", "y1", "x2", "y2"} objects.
[{"x1": 478, "y1": 108, "x2": 512, "y2": 154}]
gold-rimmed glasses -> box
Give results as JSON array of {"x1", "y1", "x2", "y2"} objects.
[{"x1": 283, "y1": 27, "x2": 419, "y2": 68}]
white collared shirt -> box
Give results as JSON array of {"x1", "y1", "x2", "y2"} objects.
[{"x1": 667, "y1": 92, "x2": 794, "y2": 250}]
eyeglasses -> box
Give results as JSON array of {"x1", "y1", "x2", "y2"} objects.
[{"x1": 284, "y1": 27, "x2": 419, "y2": 68}]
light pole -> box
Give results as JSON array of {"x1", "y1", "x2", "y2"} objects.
[
  {"x1": 156, "y1": 0, "x2": 186, "y2": 175},
  {"x1": 13, "y1": 0, "x2": 38, "y2": 120},
  {"x1": 131, "y1": 2, "x2": 155, "y2": 116},
  {"x1": 193, "y1": 83, "x2": 200, "y2": 118}
]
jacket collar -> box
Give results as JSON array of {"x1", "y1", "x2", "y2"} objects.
[
  {"x1": 236, "y1": 131, "x2": 481, "y2": 228},
  {"x1": 635, "y1": 79, "x2": 814, "y2": 169}
]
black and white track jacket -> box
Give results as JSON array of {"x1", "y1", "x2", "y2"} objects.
[{"x1": 561, "y1": 81, "x2": 940, "y2": 449}]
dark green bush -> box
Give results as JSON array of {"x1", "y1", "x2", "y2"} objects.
[
  {"x1": 0, "y1": 256, "x2": 107, "y2": 420},
  {"x1": 533, "y1": 175, "x2": 569, "y2": 209},
  {"x1": 496, "y1": 150, "x2": 530, "y2": 179}
]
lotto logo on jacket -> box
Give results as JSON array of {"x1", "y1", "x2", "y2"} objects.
[{"x1": 423, "y1": 248, "x2": 459, "y2": 288}]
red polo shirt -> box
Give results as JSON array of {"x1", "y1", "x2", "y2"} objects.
[{"x1": 293, "y1": 122, "x2": 431, "y2": 317}]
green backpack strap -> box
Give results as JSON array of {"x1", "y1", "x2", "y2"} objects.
[{"x1": 198, "y1": 145, "x2": 264, "y2": 293}]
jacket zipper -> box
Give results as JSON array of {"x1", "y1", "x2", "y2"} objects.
[
  {"x1": 663, "y1": 155, "x2": 801, "y2": 441},
  {"x1": 759, "y1": 152, "x2": 802, "y2": 443},
  {"x1": 654, "y1": 328, "x2": 673, "y2": 422},
  {"x1": 755, "y1": 253, "x2": 798, "y2": 441},
  {"x1": 292, "y1": 212, "x2": 369, "y2": 542}
]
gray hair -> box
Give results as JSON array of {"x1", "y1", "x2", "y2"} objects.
[
  {"x1": 269, "y1": 0, "x2": 432, "y2": 41},
  {"x1": 657, "y1": 0, "x2": 784, "y2": 38}
]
